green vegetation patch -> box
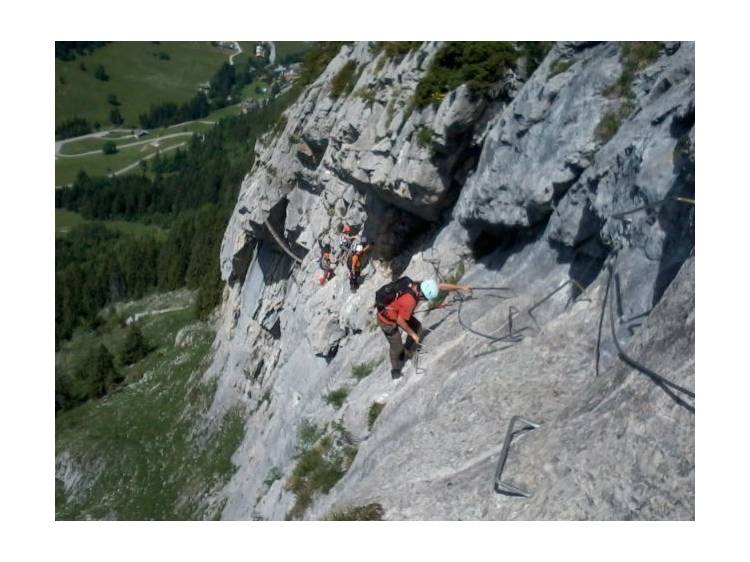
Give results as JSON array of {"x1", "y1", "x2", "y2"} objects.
[
  {"x1": 323, "y1": 387, "x2": 349, "y2": 409},
  {"x1": 56, "y1": 136, "x2": 189, "y2": 186},
  {"x1": 55, "y1": 209, "x2": 164, "y2": 239},
  {"x1": 275, "y1": 42, "x2": 314, "y2": 65},
  {"x1": 550, "y1": 59, "x2": 574, "y2": 78},
  {"x1": 56, "y1": 299, "x2": 244, "y2": 520},
  {"x1": 367, "y1": 402, "x2": 385, "y2": 431},
  {"x1": 414, "y1": 42, "x2": 552, "y2": 109},
  {"x1": 416, "y1": 126, "x2": 434, "y2": 149},
  {"x1": 330, "y1": 60, "x2": 359, "y2": 99},
  {"x1": 371, "y1": 42, "x2": 422, "y2": 62},
  {"x1": 594, "y1": 110, "x2": 622, "y2": 143},
  {"x1": 414, "y1": 42, "x2": 518, "y2": 108},
  {"x1": 351, "y1": 358, "x2": 380, "y2": 380},
  {"x1": 327, "y1": 503, "x2": 385, "y2": 521},
  {"x1": 356, "y1": 87, "x2": 377, "y2": 107},
  {"x1": 56, "y1": 41, "x2": 229, "y2": 128},
  {"x1": 285, "y1": 420, "x2": 358, "y2": 520},
  {"x1": 605, "y1": 41, "x2": 664, "y2": 99}
]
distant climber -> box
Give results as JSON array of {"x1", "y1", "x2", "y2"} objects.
[
  {"x1": 319, "y1": 244, "x2": 335, "y2": 285},
  {"x1": 375, "y1": 278, "x2": 472, "y2": 378},
  {"x1": 337, "y1": 224, "x2": 356, "y2": 261},
  {"x1": 347, "y1": 237, "x2": 372, "y2": 290}
]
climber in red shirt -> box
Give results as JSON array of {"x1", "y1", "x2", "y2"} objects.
[{"x1": 376, "y1": 278, "x2": 471, "y2": 379}]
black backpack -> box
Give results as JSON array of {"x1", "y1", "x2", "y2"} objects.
[{"x1": 375, "y1": 277, "x2": 416, "y2": 311}]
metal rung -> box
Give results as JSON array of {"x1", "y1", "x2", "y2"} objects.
[{"x1": 494, "y1": 415, "x2": 541, "y2": 498}]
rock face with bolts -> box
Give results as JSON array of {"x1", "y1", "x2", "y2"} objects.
[{"x1": 200, "y1": 42, "x2": 693, "y2": 520}]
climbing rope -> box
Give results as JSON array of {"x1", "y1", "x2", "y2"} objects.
[
  {"x1": 609, "y1": 196, "x2": 694, "y2": 220},
  {"x1": 264, "y1": 219, "x2": 304, "y2": 265}
]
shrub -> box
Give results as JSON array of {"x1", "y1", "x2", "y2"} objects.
[
  {"x1": 371, "y1": 42, "x2": 422, "y2": 62},
  {"x1": 356, "y1": 87, "x2": 377, "y2": 107},
  {"x1": 413, "y1": 42, "x2": 520, "y2": 109},
  {"x1": 416, "y1": 127, "x2": 434, "y2": 148},
  {"x1": 94, "y1": 65, "x2": 109, "y2": 81},
  {"x1": 330, "y1": 61, "x2": 358, "y2": 98},
  {"x1": 271, "y1": 114, "x2": 288, "y2": 139},
  {"x1": 550, "y1": 59, "x2": 574, "y2": 78},
  {"x1": 109, "y1": 107, "x2": 123, "y2": 126},
  {"x1": 519, "y1": 42, "x2": 554, "y2": 76},
  {"x1": 71, "y1": 344, "x2": 122, "y2": 401},
  {"x1": 367, "y1": 402, "x2": 385, "y2": 431},
  {"x1": 55, "y1": 116, "x2": 92, "y2": 140},
  {"x1": 327, "y1": 503, "x2": 385, "y2": 521},
  {"x1": 351, "y1": 359, "x2": 379, "y2": 380},
  {"x1": 120, "y1": 323, "x2": 153, "y2": 365},
  {"x1": 102, "y1": 141, "x2": 118, "y2": 155},
  {"x1": 605, "y1": 41, "x2": 663, "y2": 99},
  {"x1": 285, "y1": 422, "x2": 358, "y2": 520},
  {"x1": 297, "y1": 419, "x2": 324, "y2": 454},
  {"x1": 323, "y1": 387, "x2": 349, "y2": 409},
  {"x1": 594, "y1": 111, "x2": 622, "y2": 143}
]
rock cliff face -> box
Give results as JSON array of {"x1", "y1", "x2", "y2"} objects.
[{"x1": 208, "y1": 41, "x2": 694, "y2": 520}]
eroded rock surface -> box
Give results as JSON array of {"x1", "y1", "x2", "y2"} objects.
[{"x1": 207, "y1": 41, "x2": 694, "y2": 520}]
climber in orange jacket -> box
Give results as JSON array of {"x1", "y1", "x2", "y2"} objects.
[{"x1": 347, "y1": 237, "x2": 372, "y2": 290}]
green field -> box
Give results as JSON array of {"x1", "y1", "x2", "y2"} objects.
[
  {"x1": 55, "y1": 103, "x2": 243, "y2": 186},
  {"x1": 56, "y1": 42, "x2": 229, "y2": 128},
  {"x1": 242, "y1": 79, "x2": 270, "y2": 100},
  {"x1": 274, "y1": 41, "x2": 313, "y2": 63},
  {"x1": 55, "y1": 209, "x2": 165, "y2": 238},
  {"x1": 59, "y1": 122, "x2": 214, "y2": 156},
  {"x1": 56, "y1": 291, "x2": 245, "y2": 520},
  {"x1": 56, "y1": 136, "x2": 189, "y2": 186}
]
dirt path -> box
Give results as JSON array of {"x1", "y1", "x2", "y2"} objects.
[{"x1": 126, "y1": 306, "x2": 190, "y2": 325}]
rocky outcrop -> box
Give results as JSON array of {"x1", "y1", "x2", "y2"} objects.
[{"x1": 207, "y1": 41, "x2": 694, "y2": 520}]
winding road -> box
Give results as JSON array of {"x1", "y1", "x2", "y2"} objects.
[
  {"x1": 57, "y1": 132, "x2": 195, "y2": 158},
  {"x1": 229, "y1": 41, "x2": 242, "y2": 66}
]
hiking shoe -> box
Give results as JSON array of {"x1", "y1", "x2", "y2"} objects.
[{"x1": 391, "y1": 369, "x2": 402, "y2": 380}]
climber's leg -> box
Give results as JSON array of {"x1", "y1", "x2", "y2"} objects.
[
  {"x1": 378, "y1": 317, "x2": 405, "y2": 377},
  {"x1": 403, "y1": 317, "x2": 423, "y2": 358}
]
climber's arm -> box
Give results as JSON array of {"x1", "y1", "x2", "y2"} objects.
[{"x1": 438, "y1": 282, "x2": 472, "y2": 296}]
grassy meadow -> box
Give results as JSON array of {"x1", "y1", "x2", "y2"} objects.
[{"x1": 55, "y1": 42, "x2": 230, "y2": 128}]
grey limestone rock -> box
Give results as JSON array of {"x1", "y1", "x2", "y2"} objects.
[{"x1": 202, "y1": 42, "x2": 694, "y2": 521}]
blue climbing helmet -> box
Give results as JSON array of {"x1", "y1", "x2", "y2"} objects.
[{"x1": 420, "y1": 279, "x2": 439, "y2": 301}]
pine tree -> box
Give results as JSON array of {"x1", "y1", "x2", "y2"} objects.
[
  {"x1": 73, "y1": 344, "x2": 121, "y2": 400},
  {"x1": 120, "y1": 323, "x2": 152, "y2": 365}
]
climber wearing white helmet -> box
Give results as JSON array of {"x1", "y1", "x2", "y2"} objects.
[
  {"x1": 375, "y1": 277, "x2": 472, "y2": 378},
  {"x1": 348, "y1": 238, "x2": 372, "y2": 290}
]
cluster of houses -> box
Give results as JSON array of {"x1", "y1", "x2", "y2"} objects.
[{"x1": 199, "y1": 42, "x2": 303, "y2": 110}]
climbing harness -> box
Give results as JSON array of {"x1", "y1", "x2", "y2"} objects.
[
  {"x1": 264, "y1": 219, "x2": 304, "y2": 265},
  {"x1": 494, "y1": 415, "x2": 542, "y2": 498}
]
